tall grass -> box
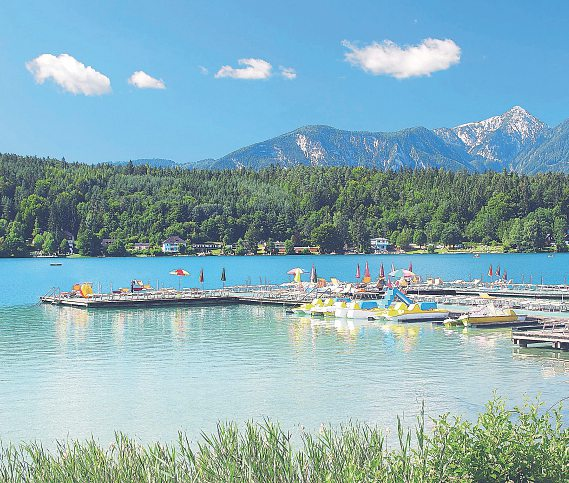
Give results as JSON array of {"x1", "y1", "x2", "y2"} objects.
[{"x1": 1, "y1": 396, "x2": 567, "y2": 482}]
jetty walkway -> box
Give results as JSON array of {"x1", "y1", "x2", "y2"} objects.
[
  {"x1": 41, "y1": 285, "x2": 322, "y2": 308},
  {"x1": 513, "y1": 322, "x2": 569, "y2": 350}
]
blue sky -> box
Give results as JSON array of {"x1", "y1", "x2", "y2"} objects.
[{"x1": 1, "y1": 0, "x2": 568, "y2": 163}]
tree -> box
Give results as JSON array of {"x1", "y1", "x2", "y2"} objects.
[
  {"x1": 284, "y1": 238, "x2": 295, "y2": 255},
  {"x1": 413, "y1": 229, "x2": 427, "y2": 248},
  {"x1": 440, "y1": 224, "x2": 461, "y2": 248},
  {"x1": 59, "y1": 238, "x2": 70, "y2": 255},
  {"x1": 41, "y1": 232, "x2": 57, "y2": 255},
  {"x1": 32, "y1": 233, "x2": 44, "y2": 251},
  {"x1": 106, "y1": 239, "x2": 128, "y2": 257},
  {"x1": 235, "y1": 238, "x2": 246, "y2": 256},
  {"x1": 244, "y1": 226, "x2": 261, "y2": 254},
  {"x1": 76, "y1": 228, "x2": 101, "y2": 257},
  {"x1": 396, "y1": 228, "x2": 413, "y2": 249},
  {"x1": 311, "y1": 223, "x2": 344, "y2": 254}
]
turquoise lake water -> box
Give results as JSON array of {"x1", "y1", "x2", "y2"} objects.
[{"x1": 0, "y1": 254, "x2": 568, "y2": 444}]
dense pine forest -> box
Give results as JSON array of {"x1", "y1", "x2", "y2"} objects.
[{"x1": 0, "y1": 153, "x2": 568, "y2": 257}]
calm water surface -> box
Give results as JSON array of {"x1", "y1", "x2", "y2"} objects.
[{"x1": 0, "y1": 254, "x2": 568, "y2": 444}]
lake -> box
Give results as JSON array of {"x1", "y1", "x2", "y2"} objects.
[{"x1": 0, "y1": 254, "x2": 568, "y2": 444}]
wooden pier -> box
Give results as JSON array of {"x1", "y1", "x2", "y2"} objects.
[
  {"x1": 40, "y1": 286, "x2": 320, "y2": 309},
  {"x1": 512, "y1": 322, "x2": 569, "y2": 350}
]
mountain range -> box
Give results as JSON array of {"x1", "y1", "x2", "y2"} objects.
[{"x1": 131, "y1": 107, "x2": 569, "y2": 173}]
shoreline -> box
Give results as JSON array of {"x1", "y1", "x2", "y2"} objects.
[{"x1": 4, "y1": 249, "x2": 566, "y2": 260}]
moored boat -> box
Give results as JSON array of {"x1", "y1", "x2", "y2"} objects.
[
  {"x1": 292, "y1": 298, "x2": 323, "y2": 316},
  {"x1": 458, "y1": 304, "x2": 526, "y2": 327},
  {"x1": 384, "y1": 302, "x2": 449, "y2": 322}
]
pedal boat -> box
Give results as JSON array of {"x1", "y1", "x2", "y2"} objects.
[
  {"x1": 459, "y1": 305, "x2": 526, "y2": 327},
  {"x1": 385, "y1": 302, "x2": 449, "y2": 322}
]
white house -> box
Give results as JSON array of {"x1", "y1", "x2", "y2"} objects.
[
  {"x1": 370, "y1": 237, "x2": 390, "y2": 253},
  {"x1": 63, "y1": 230, "x2": 75, "y2": 253},
  {"x1": 162, "y1": 236, "x2": 186, "y2": 254}
]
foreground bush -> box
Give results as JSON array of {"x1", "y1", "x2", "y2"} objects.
[{"x1": 1, "y1": 397, "x2": 567, "y2": 482}]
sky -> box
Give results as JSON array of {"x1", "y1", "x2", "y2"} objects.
[{"x1": 1, "y1": 0, "x2": 568, "y2": 163}]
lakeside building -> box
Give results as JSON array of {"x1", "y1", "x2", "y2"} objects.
[
  {"x1": 132, "y1": 242, "x2": 151, "y2": 251},
  {"x1": 162, "y1": 236, "x2": 186, "y2": 254},
  {"x1": 101, "y1": 238, "x2": 115, "y2": 249},
  {"x1": 274, "y1": 241, "x2": 286, "y2": 254},
  {"x1": 192, "y1": 242, "x2": 223, "y2": 254},
  {"x1": 370, "y1": 237, "x2": 390, "y2": 253},
  {"x1": 294, "y1": 246, "x2": 320, "y2": 254},
  {"x1": 272, "y1": 241, "x2": 320, "y2": 255},
  {"x1": 63, "y1": 231, "x2": 75, "y2": 253}
]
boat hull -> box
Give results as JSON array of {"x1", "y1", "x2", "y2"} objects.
[
  {"x1": 388, "y1": 311, "x2": 449, "y2": 322},
  {"x1": 460, "y1": 314, "x2": 526, "y2": 326}
]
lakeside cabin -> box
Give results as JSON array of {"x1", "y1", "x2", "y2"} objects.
[
  {"x1": 370, "y1": 237, "x2": 390, "y2": 253},
  {"x1": 162, "y1": 236, "x2": 186, "y2": 254},
  {"x1": 133, "y1": 242, "x2": 151, "y2": 251}
]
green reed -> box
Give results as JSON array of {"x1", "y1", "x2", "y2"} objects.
[{"x1": 1, "y1": 396, "x2": 567, "y2": 482}]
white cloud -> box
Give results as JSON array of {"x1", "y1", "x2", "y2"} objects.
[
  {"x1": 198, "y1": 65, "x2": 209, "y2": 75},
  {"x1": 26, "y1": 53, "x2": 111, "y2": 95},
  {"x1": 215, "y1": 58, "x2": 272, "y2": 79},
  {"x1": 280, "y1": 66, "x2": 297, "y2": 80},
  {"x1": 128, "y1": 70, "x2": 166, "y2": 89},
  {"x1": 342, "y1": 38, "x2": 461, "y2": 79}
]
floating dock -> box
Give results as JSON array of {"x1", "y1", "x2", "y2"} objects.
[
  {"x1": 40, "y1": 286, "x2": 319, "y2": 309},
  {"x1": 408, "y1": 283, "x2": 569, "y2": 301},
  {"x1": 512, "y1": 323, "x2": 569, "y2": 350}
]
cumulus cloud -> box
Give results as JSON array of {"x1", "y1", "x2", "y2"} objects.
[
  {"x1": 215, "y1": 58, "x2": 272, "y2": 79},
  {"x1": 342, "y1": 38, "x2": 461, "y2": 79},
  {"x1": 280, "y1": 66, "x2": 297, "y2": 80},
  {"x1": 26, "y1": 53, "x2": 111, "y2": 95},
  {"x1": 128, "y1": 70, "x2": 166, "y2": 89}
]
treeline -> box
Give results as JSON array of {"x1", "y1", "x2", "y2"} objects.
[{"x1": 0, "y1": 153, "x2": 568, "y2": 257}]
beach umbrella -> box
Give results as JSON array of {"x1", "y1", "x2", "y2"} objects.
[
  {"x1": 387, "y1": 279, "x2": 393, "y2": 289},
  {"x1": 389, "y1": 268, "x2": 415, "y2": 279},
  {"x1": 287, "y1": 267, "x2": 305, "y2": 275},
  {"x1": 379, "y1": 263, "x2": 385, "y2": 280},
  {"x1": 199, "y1": 268, "x2": 204, "y2": 289},
  {"x1": 294, "y1": 269, "x2": 302, "y2": 284},
  {"x1": 496, "y1": 265, "x2": 501, "y2": 277},
  {"x1": 221, "y1": 267, "x2": 226, "y2": 287},
  {"x1": 408, "y1": 261, "x2": 413, "y2": 272},
  {"x1": 488, "y1": 264, "x2": 493, "y2": 277},
  {"x1": 362, "y1": 261, "x2": 371, "y2": 283},
  {"x1": 170, "y1": 269, "x2": 190, "y2": 290},
  {"x1": 355, "y1": 263, "x2": 361, "y2": 279},
  {"x1": 503, "y1": 269, "x2": 507, "y2": 281},
  {"x1": 391, "y1": 262, "x2": 395, "y2": 273},
  {"x1": 310, "y1": 264, "x2": 317, "y2": 283}
]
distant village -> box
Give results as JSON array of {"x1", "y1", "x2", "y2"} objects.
[{"x1": 51, "y1": 233, "x2": 392, "y2": 257}]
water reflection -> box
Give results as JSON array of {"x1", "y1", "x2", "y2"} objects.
[
  {"x1": 512, "y1": 347, "x2": 569, "y2": 378},
  {"x1": 382, "y1": 323, "x2": 421, "y2": 352},
  {"x1": 286, "y1": 316, "x2": 423, "y2": 352},
  {"x1": 1, "y1": 303, "x2": 568, "y2": 445},
  {"x1": 53, "y1": 306, "x2": 90, "y2": 346}
]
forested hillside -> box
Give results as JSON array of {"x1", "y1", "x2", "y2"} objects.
[{"x1": 0, "y1": 153, "x2": 568, "y2": 256}]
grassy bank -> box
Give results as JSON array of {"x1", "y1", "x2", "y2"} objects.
[{"x1": 1, "y1": 397, "x2": 567, "y2": 482}]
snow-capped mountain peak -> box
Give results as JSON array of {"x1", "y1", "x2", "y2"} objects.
[{"x1": 449, "y1": 106, "x2": 548, "y2": 163}]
